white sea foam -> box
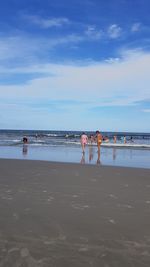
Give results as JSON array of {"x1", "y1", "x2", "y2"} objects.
[
  {"x1": 46, "y1": 134, "x2": 58, "y2": 137},
  {"x1": 64, "y1": 140, "x2": 150, "y2": 149},
  {"x1": 102, "y1": 143, "x2": 150, "y2": 149}
]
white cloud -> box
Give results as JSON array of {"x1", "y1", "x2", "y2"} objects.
[
  {"x1": 24, "y1": 15, "x2": 70, "y2": 28},
  {"x1": 0, "y1": 36, "x2": 26, "y2": 60},
  {"x1": 0, "y1": 35, "x2": 45, "y2": 62},
  {"x1": 0, "y1": 49, "x2": 150, "y2": 108},
  {"x1": 107, "y1": 24, "x2": 122, "y2": 39},
  {"x1": 142, "y1": 109, "x2": 150, "y2": 112},
  {"x1": 0, "y1": 34, "x2": 85, "y2": 63},
  {"x1": 131, "y1": 23, "x2": 141, "y2": 32},
  {"x1": 0, "y1": 49, "x2": 150, "y2": 131},
  {"x1": 85, "y1": 25, "x2": 102, "y2": 40},
  {"x1": 105, "y1": 57, "x2": 120, "y2": 63}
]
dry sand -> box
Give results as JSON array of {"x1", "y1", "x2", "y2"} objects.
[{"x1": 0, "y1": 159, "x2": 150, "y2": 266}]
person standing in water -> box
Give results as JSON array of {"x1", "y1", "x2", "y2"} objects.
[
  {"x1": 23, "y1": 136, "x2": 28, "y2": 144},
  {"x1": 114, "y1": 135, "x2": 117, "y2": 143},
  {"x1": 80, "y1": 132, "x2": 88, "y2": 153},
  {"x1": 95, "y1": 130, "x2": 103, "y2": 151},
  {"x1": 89, "y1": 134, "x2": 95, "y2": 145}
]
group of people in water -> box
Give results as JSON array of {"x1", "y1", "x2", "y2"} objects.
[
  {"x1": 80, "y1": 131, "x2": 130, "y2": 154},
  {"x1": 22, "y1": 132, "x2": 129, "y2": 150},
  {"x1": 80, "y1": 130, "x2": 103, "y2": 154},
  {"x1": 80, "y1": 131, "x2": 129, "y2": 164},
  {"x1": 80, "y1": 131, "x2": 103, "y2": 164},
  {"x1": 22, "y1": 132, "x2": 131, "y2": 160}
]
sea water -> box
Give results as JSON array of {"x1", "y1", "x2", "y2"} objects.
[{"x1": 0, "y1": 129, "x2": 150, "y2": 168}]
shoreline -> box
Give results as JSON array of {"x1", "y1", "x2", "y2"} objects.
[
  {"x1": 0, "y1": 144, "x2": 150, "y2": 169},
  {"x1": 0, "y1": 159, "x2": 150, "y2": 266},
  {"x1": 0, "y1": 157, "x2": 149, "y2": 170}
]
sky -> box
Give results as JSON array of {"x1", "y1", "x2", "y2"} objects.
[{"x1": 0, "y1": 0, "x2": 150, "y2": 132}]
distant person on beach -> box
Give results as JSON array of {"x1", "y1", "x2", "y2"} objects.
[
  {"x1": 95, "y1": 130, "x2": 103, "y2": 151},
  {"x1": 114, "y1": 135, "x2": 117, "y2": 143},
  {"x1": 22, "y1": 136, "x2": 28, "y2": 156},
  {"x1": 89, "y1": 134, "x2": 95, "y2": 145},
  {"x1": 81, "y1": 132, "x2": 88, "y2": 153},
  {"x1": 23, "y1": 137, "x2": 28, "y2": 144},
  {"x1": 123, "y1": 136, "x2": 126, "y2": 144},
  {"x1": 130, "y1": 136, "x2": 134, "y2": 142},
  {"x1": 103, "y1": 136, "x2": 109, "y2": 142}
]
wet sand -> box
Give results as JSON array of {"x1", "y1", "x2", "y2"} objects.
[
  {"x1": 1, "y1": 144, "x2": 150, "y2": 169},
  {"x1": 0, "y1": 159, "x2": 150, "y2": 266}
]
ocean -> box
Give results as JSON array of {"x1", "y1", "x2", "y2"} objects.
[
  {"x1": 0, "y1": 129, "x2": 150, "y2": 168},
  {"x1": 0, "y1": 129, "x2": 150, "y2": 147}
]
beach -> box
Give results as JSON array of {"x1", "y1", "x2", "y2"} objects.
[
  {"x1": 0, "y1": 144, "x2": 150, "y2": 169},
  {"x1": 0, "y1": 159, "x2": 150, "y2": 266},
  {"x1": 0, "y1": 129, "x2": 150, "y2": 169}
]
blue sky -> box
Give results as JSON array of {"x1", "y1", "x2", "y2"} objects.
[{"x1": 0, "y1": 0, "x2": 150, "y2": 132}]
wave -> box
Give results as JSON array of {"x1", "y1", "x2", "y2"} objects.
[
  {"x1": 56, "y1": 140, "x2": 150, "y2": 149},
  {"x1": 45, "y1": 134, "x2": 58, "y2": 137},
  {"x1": 0, "y1": 138, "x2": 150, "y2": 149},
  {"x1": 101, "y1": 143, "x2": 150, "y2": 149},
  {"x1": 44, "y1": 133, "x2": 80, "y2": 138}
]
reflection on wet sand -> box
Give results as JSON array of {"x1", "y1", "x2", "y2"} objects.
[
  {"x1": 96, "y1": 149, "x2": 101, "y2": 165},
  {"x1": 113, "y1": 148, "x2": 116, "y2": 161},
  {"x1": 22, "y1": 144, "x2": 28, "y2": 156},
  {"x1": 89, "y1": 145, "x2": 94, "y2": 162},
  {"x1": 80, "y1": 152, "x2": 85, "y2": 164},
  {"x1": 80, "y1": 146, "x2": 102, "y2": 165}
]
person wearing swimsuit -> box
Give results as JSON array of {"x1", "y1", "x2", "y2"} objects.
[
  {"x1": 81, "y1": 132, "x2": 88, "y2": 153},
  {"x1": 95, "y1": 130, "x2": 102, "y2": 151}
]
